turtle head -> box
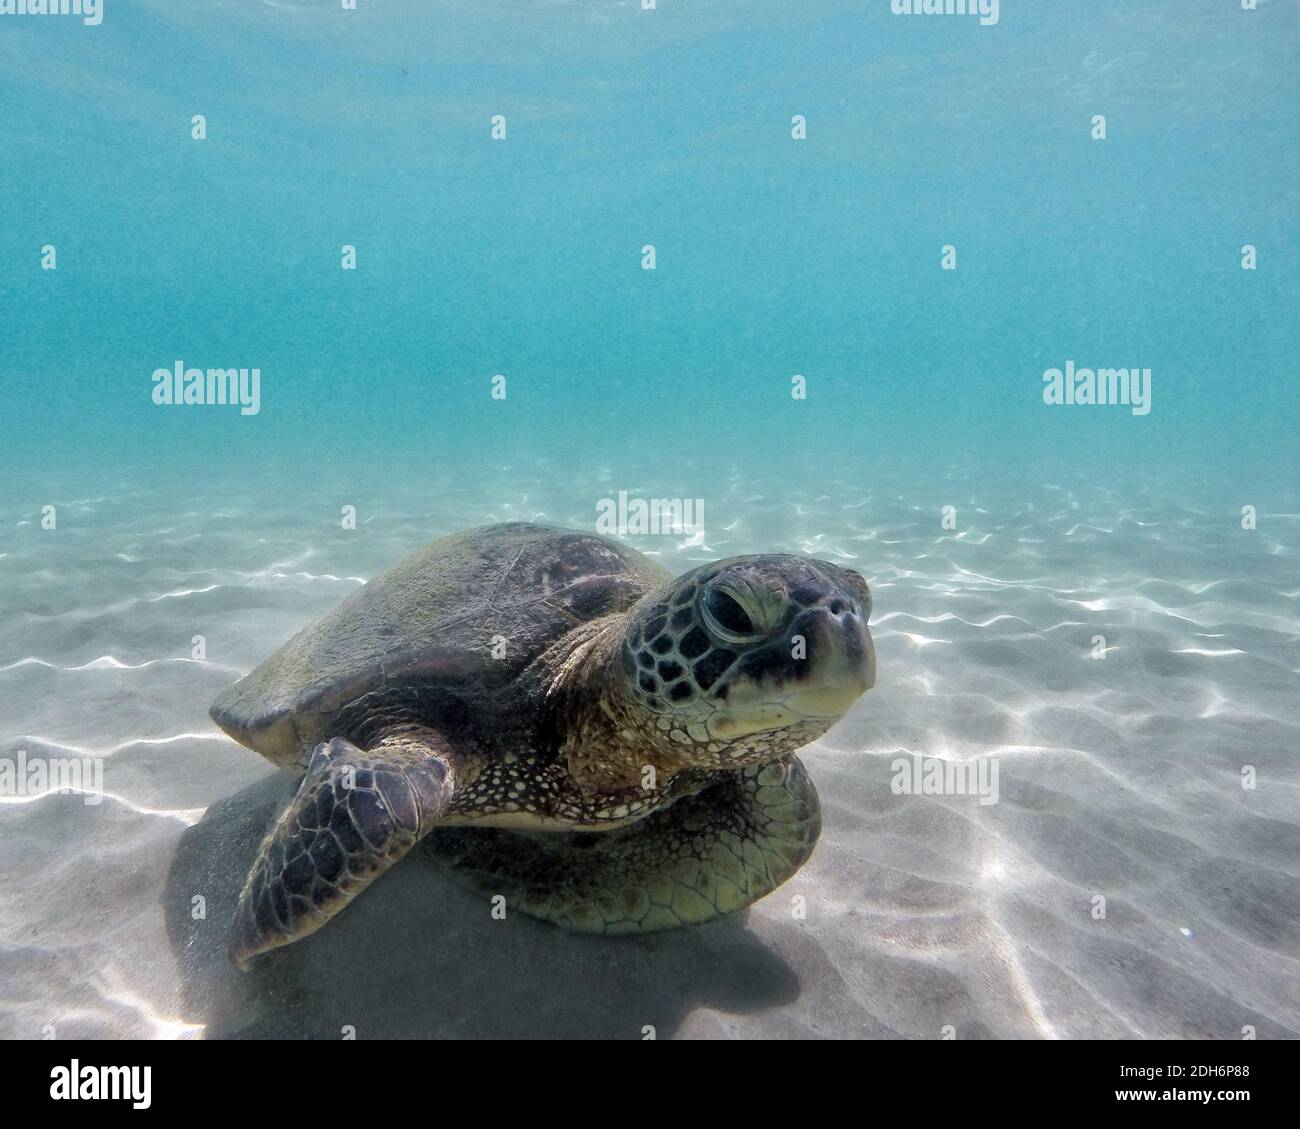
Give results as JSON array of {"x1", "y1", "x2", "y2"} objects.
[{"x1": 617, "y1": 555, "x2": 875, "y2": 768}]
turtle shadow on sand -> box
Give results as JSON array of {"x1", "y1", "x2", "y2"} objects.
[{"x1": 164, "y1": 771, "x2": 803, "y2": 1039}]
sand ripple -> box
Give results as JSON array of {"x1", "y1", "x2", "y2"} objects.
[{"x1": 1, "y1": 461, "x2": 1296, "y2": 1038}]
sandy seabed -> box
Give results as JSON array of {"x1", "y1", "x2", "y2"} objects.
[{"x1": 2, "y1": 460, "x2": 1297, "y2": 1039}]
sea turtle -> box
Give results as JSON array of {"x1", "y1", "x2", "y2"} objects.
[{"x1": 210, "y1": 522, "x2": 875, "y2": 968}]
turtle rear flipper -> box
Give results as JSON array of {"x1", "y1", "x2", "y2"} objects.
[
  {"x1": 430, "y1": 756, "x2": 821, "y2": 933},
  {"x1": 232, "y1": 730, "x2": 456, "y2": 970}
]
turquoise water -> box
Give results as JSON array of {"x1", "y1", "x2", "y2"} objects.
[
  {"x1": 4, "y1": 0, "x2": 1297, "y2": 496},
  {"x1": 2, "y1": 2, "x2": 1299, "y2": 1039}
]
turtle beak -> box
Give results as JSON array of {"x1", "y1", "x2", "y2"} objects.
[
  {"x1": 704, "y1": 590, "x2": 874, "y2": 740},
  {"x1": 784, "y1": 594, "x2": 874, "y2": 719}
]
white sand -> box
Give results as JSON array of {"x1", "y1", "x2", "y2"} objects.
[{"x1": 2, "y1": 460, "x2": 1297, "y2": 1038}]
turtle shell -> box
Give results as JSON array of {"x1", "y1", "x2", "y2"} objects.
[{"x1": 210, "y1": 523, "x2": 668, "y2": 764}]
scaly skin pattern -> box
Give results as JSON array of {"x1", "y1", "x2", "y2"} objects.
[
  {"x1": 219, "y1": 530, "x2": 872, "y2": 965},
  {"x1": 426, "y1": 756, "x2": 822, "y2": 934},
  {"x1": 439, "y1": 748, "x2": 713, "y2": 831},
  {"x1": 435, "y1": 616, "x2": 726, "y2": 830},
  {"x1": 232, "y1": 733, "x2": 454, "y2": 969}
]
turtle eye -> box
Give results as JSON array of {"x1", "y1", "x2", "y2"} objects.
[{"x1": 702, "y1": 584, "x2": 764, "y2": 643}]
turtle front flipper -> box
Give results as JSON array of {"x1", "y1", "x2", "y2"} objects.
[
  {"x1": 430, "y1": 756, "x2": 821, "y2": 934},
  {"x1": 232, "y1": 730, "x2": 456, "y2": 970}
]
